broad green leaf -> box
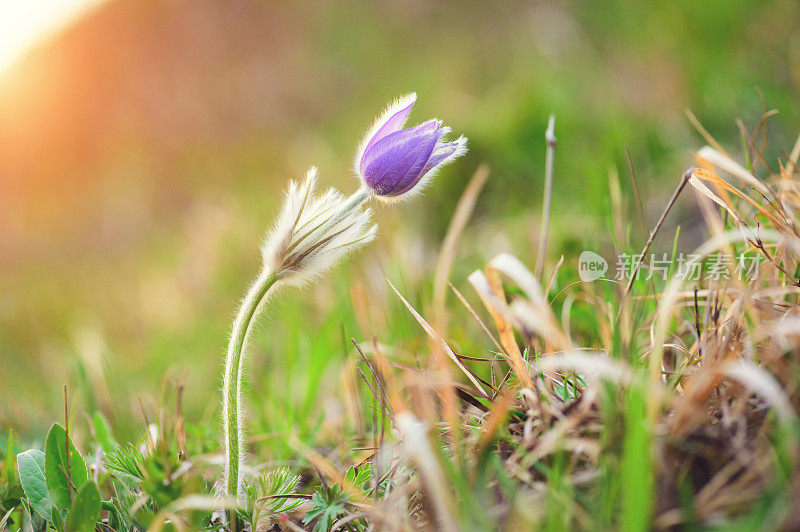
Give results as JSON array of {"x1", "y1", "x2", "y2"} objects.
[
  {"x1": 65, "y1": 481, "x2": 100, "y2": 532},
  {"x1": 16, "y1": 449, "x2": 55, "y2": 520},
  {"x1": 51, "y1": 506, "x2": 65, "y2": 532},
  {"x1": 91, "y1": 413, "x2": 117, "y2": 454},
  {"x1": 29, "y1": 505, "x2": 47, "y2": 531},
  {"x1": 45, "y1": 424, "x2": 88, "y2": 509}
]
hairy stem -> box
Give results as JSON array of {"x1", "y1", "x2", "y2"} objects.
[
  {"x1": 221, "y1": 185, "x2": 370, "y2": 507},
  {"x1": 223, "y1": 269, "x2": 279, "y2": 499}
]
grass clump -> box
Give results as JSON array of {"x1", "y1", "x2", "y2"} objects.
[{"x1": 2, "y1": 113, "x2": 800, "y2": 530}]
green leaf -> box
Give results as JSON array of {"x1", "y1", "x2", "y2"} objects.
[
  {"x1": 65, "y1": 482, "x2": 100, "y2": 532},
  {"x1": 45, "y1": 424, "x2": 88, "y2": 509},
  {"x1": 16, "y1": 450, "x2": 55, "y2": 520},
  {"x1": 621, "y1": 384, "x2": 653, "y2": 532},
  {"x1": 104, "y1": 444, "x2": 143, "y2": 480},
  {"x1": 29, "y1": 505, "x2": 47, "y2": 531},
  {"x1": 2, "y1": 483, "x2": 24, "y2": 509},
  {"x1": 303, "y1": 487, "x2": 349, "y2": 532},
  {"x1": 91, "y1": 413, "x2": 117, "y2": 454},
  {"x1": 51, "y1": 506, "x2": 66, "y2": 532},
  {"x1": 343, "y1": 464, "x2": 371, "y2": 490}
]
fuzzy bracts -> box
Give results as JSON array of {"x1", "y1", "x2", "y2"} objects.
[{"x1": 262, "y1": 168, "x2": 376, "y2": 285}]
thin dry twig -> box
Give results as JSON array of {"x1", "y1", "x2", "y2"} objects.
[
  {"x1": 536, "y1": 114, "x2": 557, "y2": 280},
  {"x1": 625, "y1": 168, "x2": 693, "y2": 294}
]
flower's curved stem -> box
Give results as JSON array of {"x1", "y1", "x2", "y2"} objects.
[
  {"x1": 223, "y1": 269, "x2": 280, "y2": 499},
  {"x1": 221, "y1": 185, "x2": 371, "y2": 519}
]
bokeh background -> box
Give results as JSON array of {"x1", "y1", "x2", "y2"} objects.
[{"x1": 1, "y1": 0, "x2": 799, "y2": 442}]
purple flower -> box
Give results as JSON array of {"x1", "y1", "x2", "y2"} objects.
[{"x1": 355, "y1": 93, "x2": 467, "y2": 200}]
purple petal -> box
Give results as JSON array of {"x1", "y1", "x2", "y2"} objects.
[
  {"x1": 361, "y1": 125, "x2": 441, "y2": 196},
  {"x1": 363, "y1": 99, "x2": 416, "y2": 157},
  {"x1": 420, "y1": 142, "x2": 458, "y2": 175},
  {"x1": 360, "y1": 120, "x2": 440, "y2": 174}
]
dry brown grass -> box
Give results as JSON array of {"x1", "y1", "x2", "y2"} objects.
[{"x1": 333, "y1": 120, "x2": 800, "y2": 530}]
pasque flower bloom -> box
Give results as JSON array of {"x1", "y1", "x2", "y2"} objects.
[
  {"x1": 355, "y1": 93, "x2": 467, "y2": 199},
  {"x1": 221, "y1": 94, "x2": 468, "y2": 516}
]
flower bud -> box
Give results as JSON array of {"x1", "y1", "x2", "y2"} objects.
[{"x1": 355, "y1": 93, "x2": 467, "y2": 200}]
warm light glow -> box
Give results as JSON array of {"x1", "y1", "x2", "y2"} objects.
[{"x1": 0, "y1": 0, "x2": 108, "y2": 76}]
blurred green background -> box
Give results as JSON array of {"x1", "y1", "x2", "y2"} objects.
[{"x1": 1, "y1": 0, "x2": 798, "y2": 442}]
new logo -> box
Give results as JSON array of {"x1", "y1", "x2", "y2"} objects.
[{"x1": 578, "y1": 251, "x2": 608, "y2": 282}]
